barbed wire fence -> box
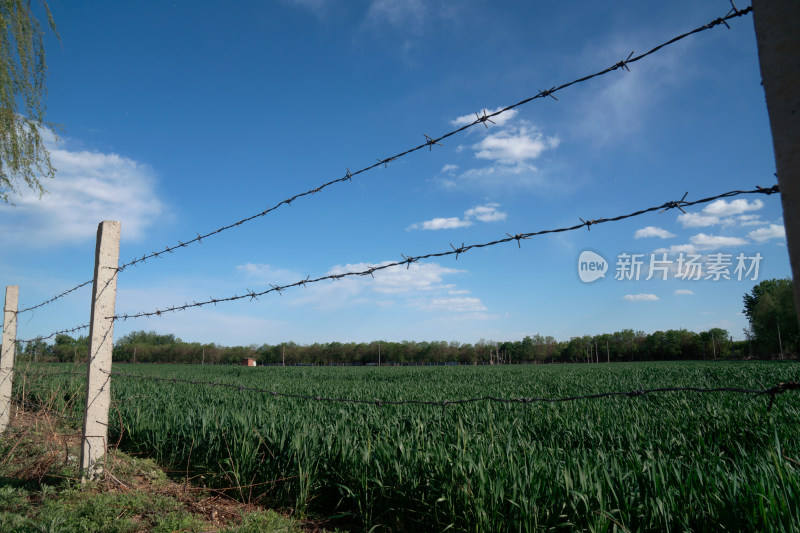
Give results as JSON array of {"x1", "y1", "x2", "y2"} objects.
[
  {"x1": 2, "y1": 2, "x2": 798, "y2": 487},
  {"x1": 10, "y1": 184, "x2": 781, "y2": 342}
]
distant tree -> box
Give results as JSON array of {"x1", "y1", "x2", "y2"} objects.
[
  {"x1": 21, "y1": 336, "x2": 49, "y2": 362},
  {"x1": 116, "y1": 330, "x2": 181, "y2": 346},
  {"x1": 52, "y1": 333, "x2": 88, "y2": 362},
  {"x1": 743, "y1": 278, "x2": 798, "y2": 356},
  {"x1": 0, "y1": 0, "x2": 59, "y2": 203}
]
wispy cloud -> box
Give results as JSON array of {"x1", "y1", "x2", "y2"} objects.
[
  {"x1": 441, "y1": 164, "x2": 459, "y2": 173},
  {"x1": 464, "y1": 203, "x2": 506, "y2": 222},
  {"x1": 571, "y1": 38, "x2": 686, "y2": 145},
  {"x1": 738, "y1": 215, "x2": 767, "y2": 227},
  {"x1": 0, "y1": 137, "x2": 166, "y2": 247},
  {"x1": 408, "y1": 217, "x2": 472, "y2": 231},
  {"x1": 408, "y1": 203, "x2": 507, "y2": 230},
  {"x1": 634, "y1": 226, "x2": 675, "y2": 239},
  {"x1": 236, "y1": 263, "x2": 302, "y2": 284},
  {"x1": 366, "y1": 0, "x2": 427, "y2": 28},
  {"x1": 415, "y1": 296, "x2": 486, "y2": 313},
  {"x1": 287, "y1": 260, "x2": 488, "y2": 317},
  {"x1": 688, "y1": 233, "x2": 749, "y2": 251},
  {"x1": 674, "y1": 289, "x2": 694, "y2": 295},
  {"x1": 284, "y1": 0, "x2": 329, "y2": 11},
  {"x1": 623, "y1": 294, "x2": 659, "y2": 302},
  {"x1": 329, "y1": 261, "x2": 463, "y2": 295}
]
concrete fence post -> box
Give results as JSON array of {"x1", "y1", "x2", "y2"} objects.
[
  {"x1": 752, "y1": 0, "x2": 800, "y2": 326},
  {"x1": 80, "y1": 221, "x2": 121, "y2": 480},
  {"x1": 0, "y1": 286, "x2": 19, "y2": 433}
]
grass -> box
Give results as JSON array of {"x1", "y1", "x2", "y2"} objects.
[{"x1": 0, "y1": 408, "x2": 314, "y2": 532}]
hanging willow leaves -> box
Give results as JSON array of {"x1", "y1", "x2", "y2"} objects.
[{"x1": 0, "y1": 0, "x2": 58, "y2": 203}]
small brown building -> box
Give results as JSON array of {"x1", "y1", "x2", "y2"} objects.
[{"x1": 240, "y1": 358, "x2": 256, "y2": 367}]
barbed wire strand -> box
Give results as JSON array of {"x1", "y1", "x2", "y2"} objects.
[
  {"x1": 111, "y1": 185, "x2": 778, "y2": 321},
  {"x1": 7, "y1": 6, "x2": 754, "y2": 327},
  {"x1": 16, "y1": 279, "x2": 94, "y2": 316},
  {"x1": 16, "y1": 323, "x2": 90, "y2": 344},
  {"x1": 104, "y1": 368, "x2": 798, "y2": 411},
  {"x1": 109, "y1": 5, "x2": 752, "y2": 276},
  {"x1": 8, "y1": 6, "x2": 752, "y2": 316}
]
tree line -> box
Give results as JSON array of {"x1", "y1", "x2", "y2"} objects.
[{"x1": 18, "y1": 278, "x2": 798, "y2": 365}]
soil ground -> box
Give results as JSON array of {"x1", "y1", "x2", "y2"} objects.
[{"x1": 0, "y1": 407, "x2": 338, "y2": 532}]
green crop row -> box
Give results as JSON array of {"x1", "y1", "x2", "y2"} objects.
[{"x1": 14, "y1": 361, "x2": 800, "y2": 532}]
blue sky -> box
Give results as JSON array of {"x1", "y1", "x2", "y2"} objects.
[{"x1": 0, "y1": 0, "x2": 790, "y2": 346}]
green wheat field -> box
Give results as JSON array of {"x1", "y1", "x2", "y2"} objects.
[{"x1": 16, "y1": 361, "x2": 800, "y2": 532}]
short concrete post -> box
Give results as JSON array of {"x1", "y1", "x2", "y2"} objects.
[
  {"x1": 80, "y1": 221, "x2": 121, "y2": 480},
  {"x1": 753, "y1": 0, "x2": 800, "y2": 326},
  {"x1": 0, "y1": 286, "x2": 19, "y2": 433}
]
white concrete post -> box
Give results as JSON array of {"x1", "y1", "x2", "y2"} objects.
[
  {"x1": 0, "y1": 286, "x2": 19, "y2": 433},
  {"x1": 753, "y1": 0, "x2": 800, "y2": 326},
  {"x1": 80, "y1": 221, "x2": 121, "y2": 480}
]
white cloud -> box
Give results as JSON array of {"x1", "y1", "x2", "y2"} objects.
[
  {"x1": 464, "y1": 203, "x2": 506, "y2": 222},
  {"x1": 677, "y1": 199, "x2": 764, "y2": 228},
  {"x1": 689, "y1": 233, "x2": 749, "y2": 251},
  {"x1": 450, "y1": 108, "x2": 519, "y2": 128},
  {"x1": 653, "y1": 244, "x2": 698, "y2": 255},
  {"x1": 408, "y1": 217, "x2": 472, "y2": 231},
  {"x1": 623, "y1": 294, "x2": 659, "y2": 302},
  {"x1": 0, "y1": 140, "x2": 166, "y2": 247},
  {"x1": 703, "y1": 199, "x2": 763, "y2": 217},
  {"x1": 634, "y1": 226, "x2": 675, "y2": 239},
  {"x1": 748, "y1": 224, "x2": 786, "y2": 243},
  {"x1": 445, "y1": 109, "x2": 560, "y2": 190},
  {"x1": 737, "y1": 214, "x2": 761, "y2": 222},
  {"x1": 674, "y1": 289, "x2": 694, "y2": 295},
  {"x1": 677, "y1": 213, "x2": 724, "y2": 228},
  {"x1": 328, "y1": 261, "x2": 464, "y2": 294},
  {"x1": 473, "y1": 125, "x2": 560, "y2": 165},
  {"x1": 288, "y1": 260, "x2": 487, "y2": 317},
  {"x1": 738, "y1": 214, "x2": 767, "y2": 227},
  {"x1": 459, "y1": 161, "x2": 537, "y2": 179},
  {"x1": 409, "y1": 203, "x2": 506, "y2": 230}
]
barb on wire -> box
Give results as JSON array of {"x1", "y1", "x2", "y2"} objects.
[
  {"x1": 17, "y1": 323, "x2": 90, "y2": 344},
  {"x1": 106, "y1": 369, "x2": 797, "y2": 411},
  {"x1": 111, "y1": 184, "x2": 778, "y2": 321},
  {"x1": 16, "y1": 279, "x2": 94, "y2": 316},
  {"x1": 760, "y1": 382, "x2": 800, "y2": 411},
  {"x1": 110, "y1": 6, "x2": 751, "y2": 275}
]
